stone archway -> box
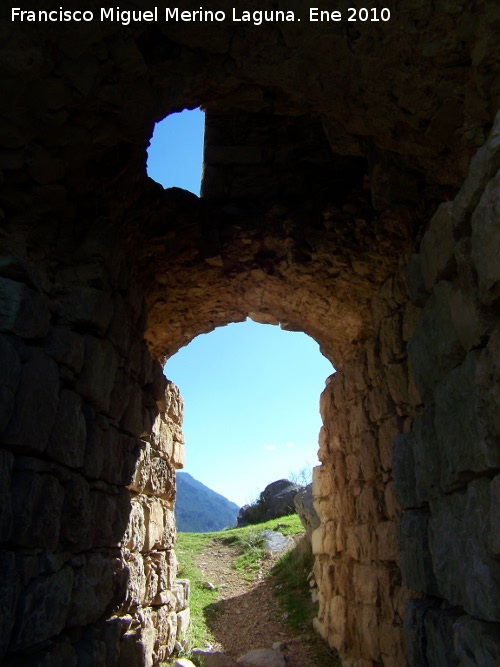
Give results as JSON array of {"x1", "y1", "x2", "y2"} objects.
[{"x1": 1, "y1": 3, "x2": 499, "y2": 665}]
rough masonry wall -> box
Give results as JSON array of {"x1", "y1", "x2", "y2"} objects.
[
  {"x1": 395, "y1": 111, "x2": 500, "y2": 666},
  {"x1": 0, "y1": 225, "x2": 186, "y2": 665},
  {"x1": 312, "y1": 258, "x2": 419, "y2": 667}
]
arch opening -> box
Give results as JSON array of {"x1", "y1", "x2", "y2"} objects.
[
  {"x1": 147, "y1": 107, "x2": 205, "y2": 195},
  {"x1": 165, "y1": 318, "x2": 334, "y2": 515}
]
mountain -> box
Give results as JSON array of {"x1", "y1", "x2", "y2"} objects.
[{"x1": 175, "y1": 472, "x2": 240, "y2": 532}]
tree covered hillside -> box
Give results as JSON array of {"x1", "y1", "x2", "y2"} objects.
[{"x1": 175, "y1": 472, "x2": 240, "y2": 532}]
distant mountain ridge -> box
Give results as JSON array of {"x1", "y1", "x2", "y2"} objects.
[{"x1": 175, "y1": 472, "x2": 240, "y2": 532}]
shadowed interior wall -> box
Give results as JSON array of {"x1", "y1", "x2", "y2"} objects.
[{"x1": 0, "y1": 2, "x2": 499, "y2": 665}]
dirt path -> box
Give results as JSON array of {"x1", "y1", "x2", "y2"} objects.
[{"x1": 191, "y1": 538, "x2": 321, "y2": 666}]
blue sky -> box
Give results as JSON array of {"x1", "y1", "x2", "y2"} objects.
[{"x1": 147, "y1": 110, "x2": 334, "y2": 507}]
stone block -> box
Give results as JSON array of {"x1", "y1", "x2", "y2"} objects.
[
  {"x1": 425, "y1": 607, "x2": 461, "y2": 666},
  {"x1": 68, "y1": 552, "x2": 116, "y2": 627},
  {"x1": 402, "y1": 302, "x2": 421, "y2": 342},
  {"x1": 353, "y1": 563, "x2": 378, "y2": 604},
  {"x1": 123, "y1": 497, "x2": 147, "y2": 552},
  {"x1": 378, "y1": 417, "x2": 399, "y2": 472},
  {"x1": 379, "y1": 312, "x2": 404, "y2": 365},
  {"x1": 471, "y1": 169, "x2": 500, "y2": 304},
  {"x1": 124, "y1": 552, "x2": 146, "y2": 609},
  {"x1": 10, "y1": 565, "x2": 73, "y2": 651},
  {"x1": 399, "y1": 509, "x2": 439, "y2": 596},
  {"x1": 176, "y1": 607, "x2": 190, "y2": 639},
  {"x1": 107, "y1": 296, "x2": 132, "y2": 356},
  {"x1": 0, "y1": 277, "x2": 50, "y2": 338},
  {"x1": 0, "y1": 336, "x2": 21, "y2": 432},
  {"x1": 0, "y1": 449, "x2": 14, "y2": 541},
  {"x1": 453, "y1": 109, "x2": 500, "y2": 236},
  {"x1": 13, "y1": 637, "x2": 77, "y2": 667},
  {"x1": 129, "y1": 441, "x2": 176, "y2": 501},
  {"x1": 45, "y1": 327, "x2": 85, "y2": 375},
  {"x1": 172, "y1": 579, "x2": 190, "y2": 611},
  {"x1": 109, "y1": 367, "x2": 132, "y2": 422},
  {"x1": 429, "y1": 479, "x2": 500, "y2": 621},
  {"x1": 420, "y1": 202, "x2": 456, "y2": 291},
  {"x1": 376, "y1": 521, "x2": 399, "y2": 561},
  {"x1": 404, "y1": 598, "x2": 439, "y2": 667},
  {"x1": 155, "y1": 607, "x2": 177, "y2": 661},
  {"x1": 407, "y1": 281, "x2": 465, "y2": 400},
  {"x1": 11, "y1": 469, "x2": 64, "y2": 550},
  {"x1": 386, "y1": 361, "x2": 409, "y2": 405},
  {"x1": 392, "y1": 434, "x2": 418, "y2": 509},
  {"x1": 91, "y1": 485, "x2": 131, "y2": 548},
  {"x1": 490, "y1": 475, "x2": 500, "y2": 556},
  {"x1": 121, "y1": 382, "x2": 144, "y2": 437},
  {"x1": 56, "y1": 285, "x2": 114, "y2": 335},
  {"x1": 345, "y1": 524, "x2": 376, "y2": 563},
  {"x1": 60, "y1": 473, "x2": 93, "y2": 550},
  {"x1": 434, "y1": 337, "x2": 500, "y2": 491},
  {"x1": 454, "y1": 615, "x2": 500, "y2": 667},
  {"x1": 449, "y1": 287, "x2": 482, "y2": 352},
  {"x1": 368, "y1": 385, "x2": 394, "y2": 425},
  {"x1": 98, "y1": 428, "x2": 141, "y2": 487},
  {"x1": 413, "y1": 409, "x2": 440, "y2": 504},
  {"x1": 405, "y1": 253, "x2": 427, "y2": 306},
  {"x1": 3, "y1": 348, "x2": 59, "y2": 453},
  {"x1": 0, "y1": 551, "x2": 19, "y2": 657},
  {"x1": 75, "y1": 335, "x2": 118, "y2": 413},
  {"x1": 47, "y1": 389, "x2": 87, "y2": 468}
]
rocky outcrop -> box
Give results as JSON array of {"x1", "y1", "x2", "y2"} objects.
[
  {"x1": 237, "y1": 480, "x2": 301, "y2": 526},
  {"x1": 294, "y1": 484, "x2": 320, "y2": 541}
]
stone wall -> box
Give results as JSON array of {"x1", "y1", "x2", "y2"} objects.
[
  {"x1": 0, "y1": 226, "x2": 187, "y2": 665},
  {"x1": 396, "y1": 111, "x2": 500, "y2": 666},
  {"x1": 312, "y1": 256, "x2": 419, "y2": 666}
]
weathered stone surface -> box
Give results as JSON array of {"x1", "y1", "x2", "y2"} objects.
[
  {"x1": 294, "y1": 484, "x2": 320, "y2": 540},
  {"x1": 434, "y1": 335, "x2": 500, "y2": 491},
  {"x1": 399, "y1": 510, "x2": 438, "y2": 596},
  {"x1": 392, "y1": 434, "x2": 418, "y2": 510},
  {"x1": 68, "y1": 552, "x2": 116, "y2": 627},
  {"x1": 45, "y1": 327, "x2": 85, "y2": 375},
  {"x1": 0, "y1": 551, "x2": 18, "y2": 657},
  {"x1": 172, "y1": 579, "x2": 190, "y2": 612},
  {"x1": 0, "y1": 336, "x2": 21, "y2": 432},
  {"x1": 420, "y1": 202, "x2": 456, "y2": 291},
  {"x1": 407, "y1": 281, "x2": 465, "y2": 400},
  {"x1": 429, "y1": 479, "x2": 500, "y2": 621},
  {"x1": 10, "y1": 566, "x2": 73, "y2": 651},
  {"x1": 75, "y1": 336, "x2": 118, "y2": 413},
  {"x1": 47, "y1": 389, "x2": 87, "y2": 468},
  {"x1": 0, "y1": 449, "x2": 14, "y2": 541},
  {"x1": 425, "y1": 607, "x2": 461, "y2": 666},
  {"x1": 0, "y1": 277, "x2": 50, "y2": 338},
  {"x1": 91, "y1": 485, "x2": 131, "y2": 548},
  {"x1": 404, "y1": 598, "x2": 439, "y2": 667},
  {"x1": 176, "y1": 607, "x2": 190, "y2": 639},
  {"x1": 56, "y1": 285, "x2": 114, "y2": 335},
  {"x1": 454, "y1": 615, "x2": 500, "y2": 667},
  {"x1": 60, "y1": 473, "x2": 94, "y2": 550},
  {"x1": 237, "y1": 648, "x2": 286, "y2": 667},
  {"x1": 453, "y1": 109, "x2": 500, "y2": 235},
  {"x1": 471, "y1": 169, "x2": 500, "y2": 304},
  {"x1": 11, "y1": 468, "x2": 64, "y2": 550},
  {"x1": 412, "y1": 410, "x2": 440, "y2": 504},
  {"x1": 3, "y1": 348, "x2": 59, "y2": 452}
]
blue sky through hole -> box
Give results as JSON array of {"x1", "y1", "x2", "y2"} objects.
[{"x1": 147, "y1": 109, "x2": 334, "y2": 507}]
